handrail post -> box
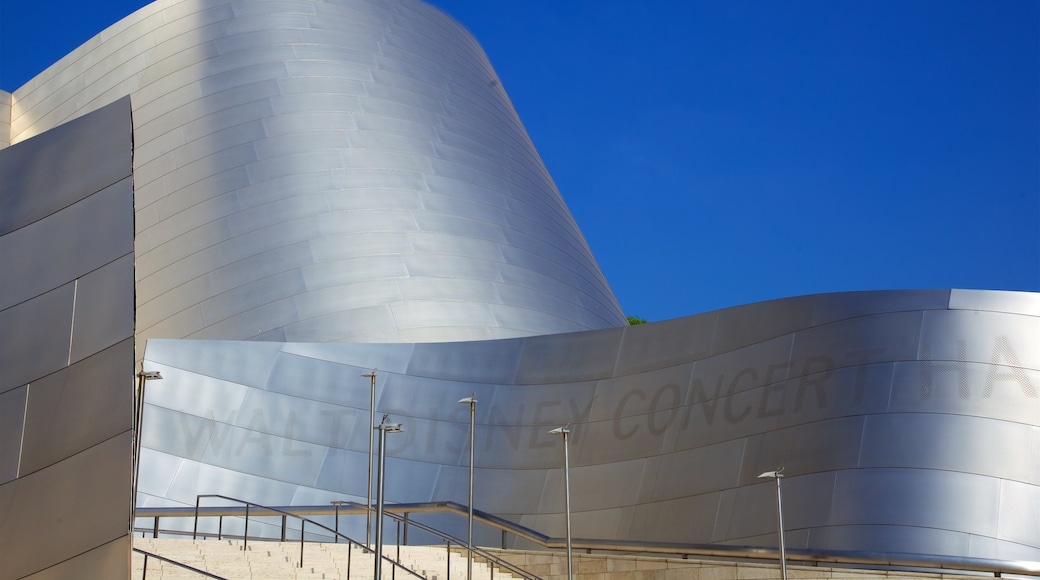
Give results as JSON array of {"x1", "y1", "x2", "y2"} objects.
[
  {"x1": 218, "y1": 516, "x2": 222, "y2": 540},
  {"x1": 152, "y1": 516, "x2": 159, "y2": 539},
  {"x1": 300, "y1": 520, "x2": 305, "y2": 568},
  {"x1": 243, "y1": 504, "x2": 249, "y2": 551},
  {"x1": 281, "y1": 515, "x2": 287, "y2": 541},
  {"x1": 447, "y1": 541, "x2": 451, "y2": 580},
  {"x1": 193, "y1": 496, "x2": 200, "y2": 540}
]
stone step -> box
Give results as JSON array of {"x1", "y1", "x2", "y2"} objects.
[{"x1": 132, "y1": 538, "x2": 522, "y2": 579}]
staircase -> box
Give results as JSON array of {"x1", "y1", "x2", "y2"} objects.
[{"x1": 132, "y1": 538, "x2": 522, "y2": 579}]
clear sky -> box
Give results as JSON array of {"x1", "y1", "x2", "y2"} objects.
[{"x1": 2, "y1": 0, "x2": 1037, "y2": 322}]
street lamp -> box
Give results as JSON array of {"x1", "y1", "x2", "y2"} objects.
[
  {"x1": 457, "y1": 395, "x2": 477, "y2": 580},
  {"x1": 548, "y1": 426, "x2": 573, "y2": 580},
  {"x1": 362, "y1": 369, "x2": 377, "y2": 545},
  {"x1": 330, "y1": 500, "x2": 346, "y2": 543},
  {"x1": 374, "y1": 415, "x2": 403, "y2": 580},
  {"x1": 133, "y1": 370, "x2": 163, "y2": 519},
  {"x1": 757, "y1": 468, "x2": 787, "y2": 580}
]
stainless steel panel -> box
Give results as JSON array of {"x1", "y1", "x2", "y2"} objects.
[
  {"x1": 391, "y1": 300, "x2": 496, "y2": 330},
  {"x1": 950, "y1": 288, "x2": 1040, "y2": 317},
  {"x1": 192, "y1": 298, "x2": 300, "y2": 339},
  {"x1": 737, "y1": 417, "x2": 864, "y2": 483},
  {"x1": 19, "y1": 339, "x2": 133, "y2": 475},
  {"x1": 627, "y1": 492, "x2": 722, "y2": 543},
  {"x1": 514, "y1": 328, "x2": 620, "y2": 384},
  {"x1": 859, "y1": 413, "x2": 1035, "y2": 482},
  {"x1": 162, "y1": 458, "x2": 299, "y2": 508},
  {"x1": 920, "y1": 309, "x2": 1040, "y2": 370},
  {"x1": 807, "y1": 524, "x2": 970, "y2": 558},
  {"x1": 0, "y1": 283, "x2": 74, "y2": 392},
  {"x1": 713, "y1": 472, "x2": 836, "y2": 542},
  {"x1": 200, "y1": 269, "x2": 308, "y2": 325},
  {"x1": 0, "y1": 386, "x2": 27, "y2": 483},
  {"x1": 235, "y1": 389, "x2": 363, "y2": 450},
  {"x1": 141, "y1": 406, "x2": 212, "y2": 462},
  {"x1": 19, "y1": 536, "x2": 130, "y2": 580},
  {"x1": 646, "y1": 439, "x2": 745, "y2": 501},
  {"x1": 0, "y1": 177, "x2": 134, "y2": 310},
  {"x1": 196, "y1": 423, "x2": 328, "y2": 487},
  {"x1": 615, "y1": 312, "x2": 717, "y2": 376},
  {"x1": 789, "y1": 311, "x2": 925, "y2": 375},
  {"x1": 811, "y1": 289, "x2": 952, "y2": 326},
  {"x1": 137, "y1": 448, "x2": 185, "y2": 500},
  {"x1": 282, "y1": 305, "x2": 398, "y2": 342},
  {"x1": 294, "y1": 280, "x2": 404, "y2": 321},
  {"x1": 890, "y1": 361, "x2": 1040, "y2": 425},
  {"x1": 406, "y1": 340, "x2": 523, "y2": 384},
  {"x1": 313, "y1": 446, "x2": 382, "y2": 493},
  {"x1": 278, "y1": 341, "x2": 414, "y2": 375},
  {"x1": 0, "y1": 97, "x2": 131, "y2": 235},
  {"x1": 711, "y1": 295, "x2": 816, "y2": 355},
  {"x1": 830, "y1": 468, "x2": 1000, "y2": 536},
  {"x1": 997, "y1": 478, "x2": 1040, "y2": 547},
  {"x1": 0, "y1": 432, "x2": 130, "y2": 580},
  {"x1": 69, "y1": 255, "x2": 135, "y2": 363}
]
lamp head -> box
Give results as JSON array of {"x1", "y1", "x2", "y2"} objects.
[
  {"x1": 457, "y1": 396, "x2": 477, "y2": 404},
  {"x1": 548, "y1": 426, "x2": 570, "y2": 436},
  {"x1": 140, "y1": 371, "x2": 163, "y2": 380},
  {"x1": 757, "y1": 467, "x2": 785, "y2": 479}
]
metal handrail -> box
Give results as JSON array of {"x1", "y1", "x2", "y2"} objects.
[
  {"x1": 135, "y1": 500, "x2": 1040, "y2": 578},
  {"x1": 132, "y1": 547, "x2": 227, "y2": 579},
  {"x1": 344, "y1": 501, "x2": 541, "y2": 580},
  {"x1": 192, "y1": 494, "x2": 423, "y2": 579}
]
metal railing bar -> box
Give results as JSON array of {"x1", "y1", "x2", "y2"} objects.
[
  {"x1": 136, "y1": 500, "x2": 1040, "y2": 578},
  {"x1": 350, "y1": 501, "x2": 538, "y2": 580},
  {"x1": 132, "y1": 547, "x2": 227, "y2": 580},
  {"x1": 191, "y1": 494, "x2": 424, "y2": 579}
]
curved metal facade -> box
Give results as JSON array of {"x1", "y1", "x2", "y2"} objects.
[
  {"x1": 3, "y1": 0, "x2": 1039, "y2": 571},
  {"x1": 140, "y1": 289, "x2": 1040, "y2": 561},
  {"x1": 9, "y1": 0, "x2": 627, "y2": 349}
]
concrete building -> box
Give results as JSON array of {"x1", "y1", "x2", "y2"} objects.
[{"x1": 1, "y1": 0, "x2": 1037, "y2": 578}]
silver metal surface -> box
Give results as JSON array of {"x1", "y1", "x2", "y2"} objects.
[
  {"x1": 138, "y1": 290, "x2": 1040, "y2": 563},
  {"x1": 0, "y1": 99, "x2": 135, "y2": 580},
  {"x1": 3, "y1": 0, "x2": 1039, "y2": 572},
  {"x1": 10, "y1": 0, "x2": 628, "y2": 348}
]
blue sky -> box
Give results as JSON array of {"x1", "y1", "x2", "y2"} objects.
[{"x1": 2, "y1": 0, "x2": 1037, "y2": 322}]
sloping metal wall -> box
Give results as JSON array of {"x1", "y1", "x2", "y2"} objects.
[
  {"x1": 9, "y1": 0, "x2": 627, "y2": 351},
  {"x1": 140, "y1": 289, "x2": 1040, "y2": 561},
  {"x1": 0, "y1": 98, "x2": 135, "y2": 580}
]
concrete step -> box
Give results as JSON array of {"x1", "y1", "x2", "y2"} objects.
[{"x1": 132, "y1": 538, "x2": 523, "y2": 579}]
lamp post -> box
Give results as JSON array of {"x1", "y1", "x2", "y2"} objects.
[
  {"x1": 330, "y1": 500, "x2": 346, "y2": 542},
  {"x1": 548, "y1": 426, "x2": 573, "y2": 580},
  {"x1": 133, "y1": 370, "x2": 163, "y2": 520},
  {"x1": 457, "y1": 395, "x2": 477, "y2": 580},
  {"x1": 362, "y1": 369, "x2": 377, "y2": 546},
  {"x1": 374, "y1": 415, "x2": 403, "y2": 580},
  {"x1": 757, "y1": 468, "x2": 787, "y2": 580}
]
